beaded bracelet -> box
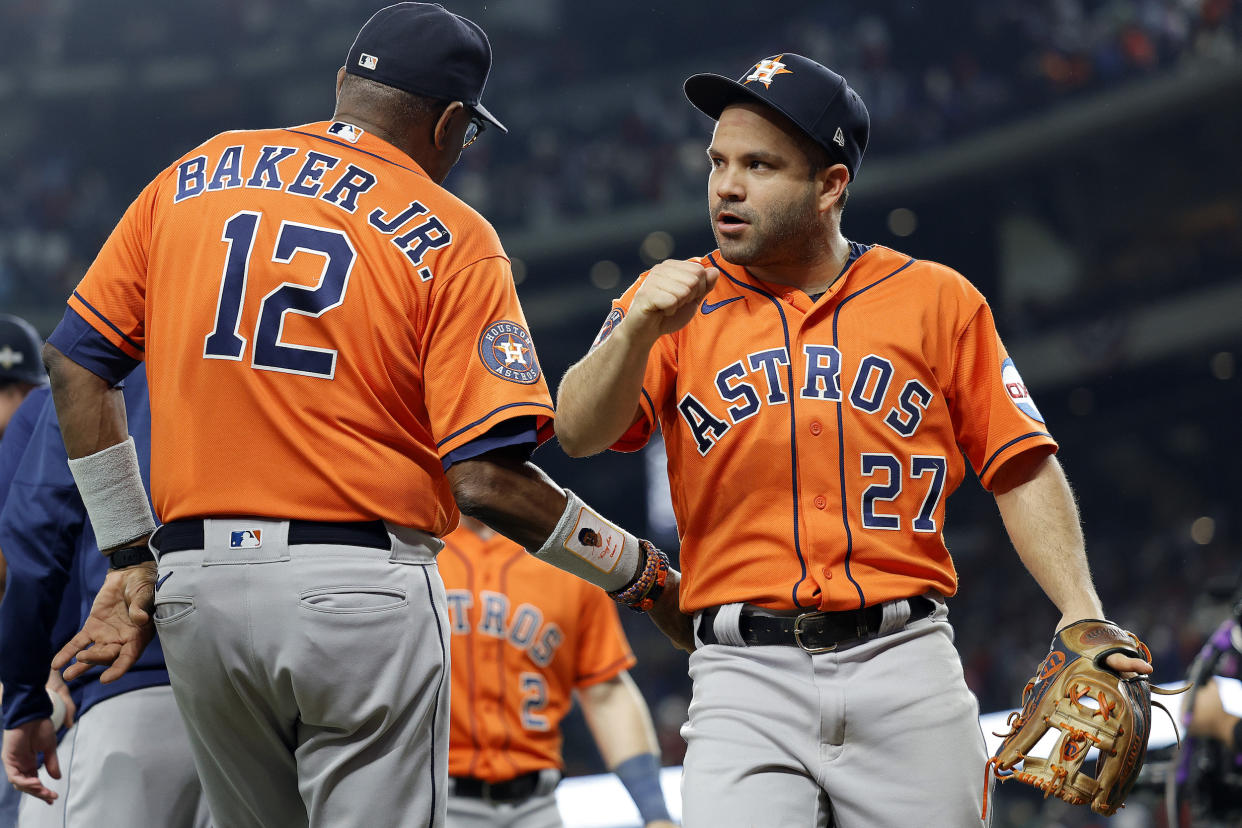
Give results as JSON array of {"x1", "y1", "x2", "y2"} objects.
[{"x1": 608, "y1": 540, "x2": 669, "y2": 612}]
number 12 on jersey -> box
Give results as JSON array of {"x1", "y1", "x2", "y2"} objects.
[{"x1": 204, "y1": 211, "x2": 356, "y2": 379}]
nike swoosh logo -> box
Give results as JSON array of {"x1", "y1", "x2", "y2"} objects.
[
  {"x1": 701, "y1": 296, "x2": 743, "y2": 315},
  {"x1": 156, "y1": 572, "x2": 173, "y2": 591}
]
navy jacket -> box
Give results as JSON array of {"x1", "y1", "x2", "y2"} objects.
[{"x1": 0, "y1": 367, "x2": 169, "y2": 728}]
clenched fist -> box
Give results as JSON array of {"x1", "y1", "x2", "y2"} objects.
[{"x1": 627, "y1": 259, "x2": 720, "y2": 341}]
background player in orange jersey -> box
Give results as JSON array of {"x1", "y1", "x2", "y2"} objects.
[
  {"x1": 41, "y1": 4, "x2": 686, "y2": 828},
  {"x1": 441, "y1": 516, "x2": 675, "y2": 828},
  {"x1": 556, "y1": 53, "x2": 1154, "y2": 826}
]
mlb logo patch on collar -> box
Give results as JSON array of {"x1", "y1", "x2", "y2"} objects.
[
  {"x1": 327, "y1": 122, "x2": 364, "y2": 143},
  {"x1": 230, "y1": 529, "x2": 263, "y2": 549}
]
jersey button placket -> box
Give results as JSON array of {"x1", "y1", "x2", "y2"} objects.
[
  {"x1": 809, "y1": 420, "x2": 822, "y2": 436},
  {"x1": 813, "y1": 495, "x2": 827, "y2": 510}
]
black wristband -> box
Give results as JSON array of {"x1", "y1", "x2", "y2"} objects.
[{"x1": 108, "y1": 543, "x2": 155, "y2": 570}]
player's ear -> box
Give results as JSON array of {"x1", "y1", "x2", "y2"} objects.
[
  {"x1": 433, "y1": 101, "x2": 467, "y2": 151},
  {"x1": 335, "y1": 67, "x2": 347, "y2": 101},
  {"x1": 818, "y1": 164, "x2": 850, "y2": 215}
]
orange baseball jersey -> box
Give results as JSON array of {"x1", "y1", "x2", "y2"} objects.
[
  {"x1": 439, "y1": 524, "x2": 636, "y2": 781},
  {"x1": 58, "y1": 121, "x2": 552, "y2": 534},
  {"x1": 597, "y1": 243, "x2": 1056, "y2": 613}
]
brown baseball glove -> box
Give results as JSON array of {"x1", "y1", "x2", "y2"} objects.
[{"x1": 983, "y1": 619, "x2": 1182, "y2": 818}]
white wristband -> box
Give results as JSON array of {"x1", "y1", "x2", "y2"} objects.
[
  {"x1": 527, "y1": 490, "x2": 642, "y2": 592},
  {"x1": 66, "y1": 436, "x2": 157, "y2": 553}
]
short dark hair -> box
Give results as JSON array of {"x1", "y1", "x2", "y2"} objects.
[
  {"x1": 337, "y1": 73, "x2": 449, "y2": 129},
  {"x1": 792, "y1": 129, "x2": 849, "y2": 214}
]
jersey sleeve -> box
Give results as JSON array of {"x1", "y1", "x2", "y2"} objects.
[
  {"x1": 0, "y1": 395, "x2": 84, "y2": 728},
  {"x1": 422, "y1": 255, "x2": 554, "y2": 459},
  {"x1": 592, "y1": 273, "x2": 678, "y2": 453},
  {"x1": 572, "y1": 585, "x2": 637, "y2": 689},
  {"x1": 948, "y1": 303, "x2": 1058, "y2": 490},
  {"x1": 63, "y1": 173, "x2": 165, "y2": 363}
]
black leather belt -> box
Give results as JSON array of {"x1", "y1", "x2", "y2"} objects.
[
  {"x1": 451, "y1": 771, "x2": 542, "y2": 803},
  {"x1": 698, "y1": 596, "x2": 935, "y2": 653},
  {"x1": 152, "y1": 519, "x2": 391, "y2": 554}
]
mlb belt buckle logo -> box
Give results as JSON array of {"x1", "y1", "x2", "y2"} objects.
[
  {"x1": 230, "y1": 529, "x2": 263, "y2": 549},
  {"x1": 792, "y1": 610, "x2": 839, "y2": 654}
]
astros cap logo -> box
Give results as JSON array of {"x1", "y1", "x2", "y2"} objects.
[
  {"x1": 0, "y1": 346, "x2": 23, "y2": 371},
  {"x1": 744, "y1": 55, "x2": 793, "y2": 88}
]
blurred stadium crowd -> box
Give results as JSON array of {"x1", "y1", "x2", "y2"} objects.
[
  {"x1": 2, "y1": 0, "x2": 1240, "y2": 311},
  {"x1": 2, "y1": 1, "x2": 1241, "y2": 824}
]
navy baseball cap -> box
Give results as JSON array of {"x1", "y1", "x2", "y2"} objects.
[
  {"x1": 0, "y1": 313, "x2": 47, "y2": 386},
  {"x1": 345, "y1": 2, "x2": 506, "y2": 133},
  {"x1": 685, "y1": 53, "x2": 869, "y2": 181}
]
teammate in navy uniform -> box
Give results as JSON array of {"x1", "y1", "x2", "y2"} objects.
[{"x1": 0, "y1": 366, "x2": 208, "y2": 827}]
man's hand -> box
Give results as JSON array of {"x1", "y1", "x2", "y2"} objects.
[
  {"x1": 1189, "y1": 679, "x2": 1240, "y2": 744},
  {"x1": 3, "y1": 720, "x2": 60, "y2": 804},
  {"x1": 628, "y1": 260, "x2": 720, "y2": 341},
  {"x1": 1057, "y1": 614, "x2": 1153, "y2": 678},
  {"x1": 45, "y1": 669, "x2": 76, "y2": 730},
  {"x1": 648, "y1": 569, "x2": 694, "y2": 653},
  {"x1": 52, "y1": 561, "x2": 157, "y2": 683}
]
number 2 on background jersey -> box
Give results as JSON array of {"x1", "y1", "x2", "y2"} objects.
[
  {"x1": 519, "y1": 672, "x2": 550, "y2": 731},
  {"x1": 860, "y1": 453, "x2": 947, "y2": 532},
  {"x1": 204, "y1": 211, "x2": 356, "y2": 379}
]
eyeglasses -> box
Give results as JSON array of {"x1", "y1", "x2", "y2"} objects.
[{"x1": 463, "y1": 113, "x2": 487, "y2": 149}]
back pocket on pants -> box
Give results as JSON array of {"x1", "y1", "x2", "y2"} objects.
[{"x1": 298, "y1": 587, "x2": 408, "y2": 614}]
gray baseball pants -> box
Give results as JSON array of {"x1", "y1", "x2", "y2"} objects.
[
  {"x1": 152, "y1": 518, "x2": 450, "y2": 828},
  {"x1": 17, "y1": 685, "x2": 209, "y2": 828},
  {"x1": 681, "y1": 600, "x2": 991, "y2": 828},
  {"x1": 446, "y1": 770, "x2": 563, "y2": 828}
]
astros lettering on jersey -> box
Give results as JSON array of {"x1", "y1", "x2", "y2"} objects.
[
  {"x1": 596, "y1": 243, "x2": 1056, "y2": 613},
  {"x1": 438, "y1": 525, "x2": 636, "y2": 781},
  {"x1": 64, "y1": 121, "x2": 552, "y2": 533}
]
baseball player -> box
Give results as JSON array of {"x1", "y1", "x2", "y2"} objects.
[
  {"x1": 1176, "y1": 601, "x2": 1242, "y2": 824},
  {"x1": 0, "y1": 315, "x2": 47, "y2": 441},
  {"x1": 441, "y1": 516, "x2": 675, "y2": 828},
  {"x1": 555, "y1": 53, "x2": 1151, "y2": 826},
  {"x1": 0, "y1": 313, "x2": 51, "y2": 828},
  {"x1": 0, "y1": 365, "x2": 209, "y2": 828},
  {"x1": 42, "y1": 5, "x2": 684, "y2": 827}
]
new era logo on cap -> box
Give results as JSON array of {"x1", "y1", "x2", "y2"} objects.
[
  {"x1": 358, "y1": 53, "x2": 378, "y2": 70},
  {"x1": 833, "y1": 127, "x2": 845, "y2": 147}
]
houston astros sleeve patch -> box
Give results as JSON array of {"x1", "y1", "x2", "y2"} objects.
[
  {"x1": 591, "y1": 307, "x2": 625, "y2": 351},
  {"x1": 478, "y1": 321, "x2": 540, "y2": 384}
]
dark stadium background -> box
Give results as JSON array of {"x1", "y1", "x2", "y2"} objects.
[{"x1": 2, "y1": 1, "x2": 1240, "y2": 824}]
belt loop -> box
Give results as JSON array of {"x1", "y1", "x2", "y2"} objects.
[
  {"x1": 385, "y1": 523, "x2": 444, "y2": 565},
  {"x1": 711, "y1": 603, "x2": 747, "y2": 647},
  {"x1": 148, "y1": 525, "x2": 165, "y2": 562},
  {"x1": 878, "y1": 598, "x2": 913, "y2": 635},
  {"x1": 535, "y1": 768, "x2": 561, "y2": 796}
]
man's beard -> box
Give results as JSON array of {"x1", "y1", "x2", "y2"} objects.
[{"x1": 711, "y1": 189, "x2": 820, "y2": 267}]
